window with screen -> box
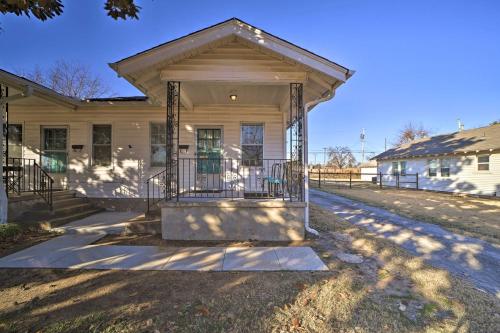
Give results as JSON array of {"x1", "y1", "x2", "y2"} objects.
[
  {"x1": 42, "y1": 127, "x2": 67, "y2": 173},
  {"x1": 478, "y1": 155, "x2": 490, "y2": 171},
  {"x1": 7, "y1": 124, "x2": 22, "y2": 159},
  {"x1": 392, "y1": 161, "x2": 399, "y2": 176},
  {"x1": 440, "y1": 158, "x2": 451, "y2": 177},
  {"x1": 92, "y1": 125, "x2": 112, "y2": 167},
  {"x1": 399, "y1": 161, "x2": 407, "y2": 176},
  {"x1": 241, "y1": 124, "x2": 263, "y2": 167},
  {"x1": 150, "y1": 123, "x2": 166, "y2": 167},
  {"x1": 428, "y1": 159, "x2": 438, "y2": 177}
]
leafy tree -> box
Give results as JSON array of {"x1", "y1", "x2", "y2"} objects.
[
  {"x1": 395, "y1": 122, "x2": 430, "y2": 146},
  {"x1": 17, "y1": 60, "x2": 114, "y2": 99},
  {"x1": 0, "y1": 0, "x2": 140, "y2": 21},
  {"x1": 326, "y1": 146, "x2": 357, "y2": 169}
]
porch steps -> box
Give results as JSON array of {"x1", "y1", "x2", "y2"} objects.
[{"x1": 10, "y1": 190, "x2": 104, "y2": 229}]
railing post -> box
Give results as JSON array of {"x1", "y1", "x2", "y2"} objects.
[
  {"x1": 416, "y1": 173, "x2": 419, "y2": 190},
  {"x1": 379, "y1": 172, "x2": 383, "y2": 189},
  {"x1": 397, "y1": 173, "x2": 400, "y2": 188},
  {"x1": 318, "y1": 169, "x2": 321, "y2": 188},
  {"x1": 349, "y1": 171, "x2": 352, "y2": 189}
]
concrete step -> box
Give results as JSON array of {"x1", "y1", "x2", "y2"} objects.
[
  {"x1": 38, "y1": 208, "x2": 105, "y2": 229},
  {"x1": 53, "y1": 202, "x2": 96, "y2": 216},
  {"x1": 52, "y1": 196, "x2": 86, "y2": 208},
  {"x1": 52, "y1": 190, "x2": 77, "y2": 199}
]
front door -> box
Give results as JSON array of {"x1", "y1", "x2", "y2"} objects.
[
  {"x1": 41, "y1": 126, "x2": 68, "y2": 189},
  {"x1": 196, "y1": 128, "x2": 222, "y2": 191}
]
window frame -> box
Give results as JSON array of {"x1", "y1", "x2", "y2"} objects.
[
  {"x1": 41, "y1": 126, "x2": 68, "y2": 174},
  {"x1": 428, "y1": 159, "x2": 438, "y2": 177},
  {"x1": 7, "y1": 123, "x2": 23, "y2": 159},
  {"x1": 477, "y1": 154, "x2": 490, "y2": 171},
  {"x1": 440, "y1": 158, "x2": 451, "y2": 177},
  {"x1": 150, "y1": 122, "x2": 167, "y2": 168},
  {"x1": 240, "y1": 123, "x2": 264, "y2": 167},
  {"x1": 91, "y1": 124, "x2": 113, "y2": 168},
  {"x1": 195, "y1": 127, "x2": 223, "y2": 174},
  {"x1": 391, "y1": 161, "x2": 399, "y2": 176},
  {"x1": 399, "y1": 161, "x2": 407, "y2": 176}
]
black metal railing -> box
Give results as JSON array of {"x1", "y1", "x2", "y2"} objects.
[
  {"x1": 3, "y1": 158, "x2": 54, "y2": 209},
  {"x1": 145, "y1": 158, "x2": 303, "y2": 212}
]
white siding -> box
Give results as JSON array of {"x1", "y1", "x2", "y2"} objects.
[
  {"x1": 9, "y1": 104, "x2": 285, "y2": 198},
  {"x1": 360, "y1": 167, "x2": 377, "y2": 181},
  {"x1": 378, "y1": 153, "x2": 500, "y2": 196}
]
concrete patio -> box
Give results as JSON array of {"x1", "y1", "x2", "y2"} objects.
[{"x1": 0, "y1": 212, "x2": 328, "y2": 272}]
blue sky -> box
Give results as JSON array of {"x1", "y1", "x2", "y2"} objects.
[{"x1": 1, "y1": 0, "x2": 499, "y2": 162}]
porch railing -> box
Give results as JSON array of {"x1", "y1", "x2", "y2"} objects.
[
  {"x1": 146, "y1": 158, "x2": 303, "y2": 212},
  {"x1": 3, "y1": 158, "x2": 54, "y2": 209}
]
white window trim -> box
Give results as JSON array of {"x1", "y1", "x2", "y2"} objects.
[
  {"x1": 477, "y1": 154, "x2": 490, "y2": 172},
  {"x1": 428, "y1": 159, "x2": 438, "y2": 177},
  {"x1": 150, "y1": 122, "x2": 167, "y2": 168},
  {"x1": 7, "y1": 123, "x2": 23, "y2": 159},
  {"x1": 240, "y1": 123, "x2": 265, "y2": 166},
  {"x1": 91, "y1": 123, "x2": 113, "y2": 169},
  {"x1": 40, "y1": 125, "x2": 69, "y2": 174}
]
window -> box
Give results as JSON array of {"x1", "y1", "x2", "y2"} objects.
[
  {"x1": 7, "y1": 124, "x2": 22, "y2": 159},
  {"x1": 478, "y1": 155, "x2": 490, "y2": 171},
  {"x1": 150, "y1": 123, "x2": 166, "y2": 167},
  {"x1": 428, "y1": 159, "x2": 438, "y2": 177},
  {"x1": 42, "y1": 127, "x2": 67, "y2": 173},
  {"x1": 241, "y1": 124, "x2": 263, "y2": 166},
  {"x1": 196, "y1": 128, "x2": 222, "y2": 173},
  {"x1": 92, "y1": 125, "x2": 112, "y2": 167},
  {"x1": 392, "y1": 161, "x2": 399, "y2": 176},
  {"x1": 440, "y1": 158, "x2": 451, "y2": 177},
  {"x1": 399, "y1": 161, "x2": 407, "y2": 176}
]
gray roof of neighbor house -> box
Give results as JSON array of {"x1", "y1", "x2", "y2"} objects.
[{"x1": 373, "y1": 123, "x2": 500, "y2": 161}]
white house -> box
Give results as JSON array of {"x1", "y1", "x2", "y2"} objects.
[
  {"x1": 1, "y1": 18, "x2": 354, "y2": 239},
  {"x1": 359, "y1": 160, "x2": 377, "y2": 181},
  {"x1": 373, "y1": 123, "x2": 500, "y2": 196}
]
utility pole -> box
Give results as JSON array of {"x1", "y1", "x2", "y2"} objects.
[
  {"x1": 322, "y1": 147, "x2": 328, "y2": 166},
  {"x1": 384, "y1": 137, "x2": 387, "y2": 151},
  {"x1": 360, "y1": 128, "x2": 366, "y2": 163}
]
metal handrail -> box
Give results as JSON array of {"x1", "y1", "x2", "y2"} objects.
[{"x1": 33, "y1": 161, "x2": 54, "y2": 209}]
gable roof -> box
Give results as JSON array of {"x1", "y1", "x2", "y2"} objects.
[
  {"x1": 109, "y1": 17, "x2": 354, "y2": 83},
  {"x1": 373, "y1": 123, "x2": 500, "y2": 161}
]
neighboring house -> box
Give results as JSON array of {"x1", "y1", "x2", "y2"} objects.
[
  {"x1": 0, "y1": 18, "x2": 354, "y2": 240},
  {"x1": 373, "y1": 123, "x2": 500, "y2": 196},
  {"x1": 359, "y1": 160, "x2": 377, "y2": 181}
]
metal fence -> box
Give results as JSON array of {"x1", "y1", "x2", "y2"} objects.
[{"x1": 309, "y1": 170, "x2": 419, "y2": 190}]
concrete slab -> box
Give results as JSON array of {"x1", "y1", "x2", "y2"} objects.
[
  {"x1": 52, "y1": 211, "x2": 141, "y2": 235},
  {"x1": 275, "y1": 247, "x2": 329, "y2": 271},
  {"x1": 163, "y1": 247, "x2": 225, "y2": 271},
  {"x1": 0, "y1": 233, "x2": 105, "y2": 268},
  {"x1": 49, "y1": 245, "x2": 126, "y2": 269},
  {"x1": 223, "y1": 247, "x2": 281, "y2": 271},
  {"x1": 105, "y1": 246, "x2": 177, "y2": 270}
]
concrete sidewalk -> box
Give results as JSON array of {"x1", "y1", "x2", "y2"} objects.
[
  {"x1": 0, "y1": 211, "x2": 327, "y2": 272},
  {"x1": 310, "y1": 188, "x2": 500, "y2": 296}
]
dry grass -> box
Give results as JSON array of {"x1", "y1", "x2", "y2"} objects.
[
  {"x1": 313, "y1": 183, "x2": 500, "y2": 245},
  {"x1": 0, "y1": 206, "x2": 498, "y2": 332}
]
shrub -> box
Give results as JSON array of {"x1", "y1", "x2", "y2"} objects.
[{"x1": 0, "y1": 224, "x2": 22, "y2": 241}]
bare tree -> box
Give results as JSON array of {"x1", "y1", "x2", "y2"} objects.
[
  {"x1": 395, "y1": 122, "x2": 431, "y2": 146},
  {"x1": 326, "y1": 146, "x2": 357, "y2": 169},
  {"x1": 17, "y1": 61, "x2": 113, "y2": 99}
]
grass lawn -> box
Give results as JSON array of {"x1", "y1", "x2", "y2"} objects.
[
  {"x1": 0, "y1": 206, "x2": 499, "y2": 332},
  {"x1": 312, "y1": 183, "x2": 500, "y2": 245}
]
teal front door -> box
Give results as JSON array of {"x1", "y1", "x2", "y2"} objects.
[{"x1": 196, "y1": 128, "x2": 221, "y2": 174}]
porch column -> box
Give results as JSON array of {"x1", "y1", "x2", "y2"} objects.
[
  {"x1": 289, "y1": 83, "x2": 305, "y2": 201},
  {"x1": 165, "y1": 81, "x2": 181, "y2": 201},
  {"x1": 0, "y1": 84, "x2": 7, "y2": 224}
]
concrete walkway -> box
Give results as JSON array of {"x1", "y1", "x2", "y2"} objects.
[
  {"x1": 0, "y1": 212, "x2": 327, "y2": 272},
  {"x1": 310, "y1": 189, "x2": 500, "y2": 296}
]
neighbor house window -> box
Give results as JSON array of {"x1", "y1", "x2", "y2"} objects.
[
  {"x1": 42, "y1": 127, "x2": 67, "y2": 173},
  {"x1": 92, "y1": 124, "x2": 112, "y2": 167},
  {"x1": 477, "y1": 155, "x2": 490, "y2": 171},
  {"x1": 392, "y1": 161, "x2": 399, "y2": 176},
  {"x1": 428, "y1": 159, "x2": 438, "y2": 177},
  {"x1": 241, "y1": 124, "x2": 263, "y2": 166},
  {"x1": 440, "y1": 158, "x2": 451, "y2": 177},
  {"x1": 399, "y1": 161, "x2": 407, "y2": 176},
  {"x1": 150, "y1": 123, "x2": 166, "y2": 167},
  {"x1": 7, "y1": 124, "x2": 22, "y2": 159}
]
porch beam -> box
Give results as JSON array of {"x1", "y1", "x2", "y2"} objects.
[
  {"x1": 160, "y1": 69, "x2": 307, "y2": 84},
  {"x1": 180, "y1": 89, "x2": 193, "y2": 111}
]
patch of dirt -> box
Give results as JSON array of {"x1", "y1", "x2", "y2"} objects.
[
  {"x1": 0, "y1": 205, "x2": 498, "y2": 332},
  {"x1": 313, "y1": 184, "x2": 500, "y2": 245},
  {"x1": 0, "y1": 228, "x2": 59, "y2": 258}
]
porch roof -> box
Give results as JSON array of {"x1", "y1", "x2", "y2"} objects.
[{"x1": 109, "y1": 18, "x2": 354, "y2": 108}]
